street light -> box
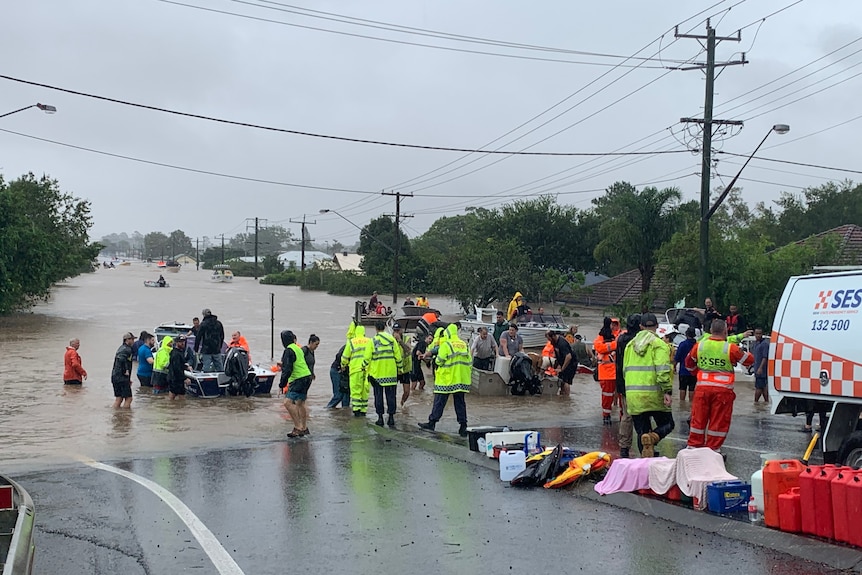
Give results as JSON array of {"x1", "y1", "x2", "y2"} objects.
[
  {"x1": 0, "y1": 102, "x2": 57, "y2": 119},
  {"x1": 698, "y1": 123, "x2": 790, "y2": 302}
]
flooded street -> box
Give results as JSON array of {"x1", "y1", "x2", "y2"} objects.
[{"x1": 0, "y1": 264, "x2": 603, "y2": 472}]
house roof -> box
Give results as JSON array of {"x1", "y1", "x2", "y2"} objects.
[
  {"x1": 333, "y1": 252, "x2": 363, "y2": 272},
  {"x1": 277, "y1": 250, "x2": 331, "y2": 267},
  {"x1": 792, "y1": 223, "x2": 862, "y2": 265}
]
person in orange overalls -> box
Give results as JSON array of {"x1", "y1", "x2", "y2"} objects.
[
  {"x1": 593, "y1": 317, "x2": 618, "y2": 425},
  {"x1": 685, "y1": 319, "x2": 753, "y2": 452}
]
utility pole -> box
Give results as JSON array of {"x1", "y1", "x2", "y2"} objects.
[
  {"x1": 289, "y1": 215, "x2": 317, "y2": 272},
  {"x1": 195, "y1": 237, "x2": 200, "y2": 270},
  {"x1": 245, "y1": 218, "x2": 269, "y2": 279},
  {"x1": 675, "y1": 20, "x2": 746, "y2": 304},
  {"x1": 216, "y1": 234, "x2": 225, "y2": 264},
  {"x1": 383, "y1": 190, "x2": 413, "y2": 304}
]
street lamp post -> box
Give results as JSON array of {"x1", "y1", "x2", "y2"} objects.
[
  {"x1": 319, "y1": 208, "x2": 398, "y2": 303},
  {"x1": 698, "y1": 123, "x2": 790, "y2": 303},
  {"x1": 0, "y1": 103, "x2": 57, "y2": 119}
]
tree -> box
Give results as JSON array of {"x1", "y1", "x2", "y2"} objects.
[
  {"x1": 143, "y1": 231, "x2": 169, "y2": 259},
  {"x1": 230, "y1": 225, "x2": 296, "y2": 257},
  {"x1": 592, "y1": 182, "x2": 682, "y2": 298},
  {"x1": 0, "y1": 173, "x2": 100, "y2": 313},
  {"x1": 357, "y1": 216, "x2": 411, "y2": 291}
]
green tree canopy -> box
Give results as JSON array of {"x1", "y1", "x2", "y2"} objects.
[{"x1": 0, "y1": 173, "x2": 100, "y2": 314}]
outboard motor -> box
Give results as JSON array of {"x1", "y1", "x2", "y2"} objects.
[
  {"x1": 224, "y1": 347, "x2": 253, "y2": 396},
  {"x1": 509, "y1": 352, "x2": 542, "y2": 396}
]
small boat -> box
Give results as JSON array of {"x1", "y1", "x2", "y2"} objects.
[
  {"x1": 394, "y1": 305, "x2": 442, "y2": 333},
  {"x1": 184, "y1": 366, "x2": 277, "y2": 397},
  {"x1": 165, "y1": 260, "x2": 181, "y2": 273},
  {"x1": 460, "y1": 307, "x2": 570, "y2": 348},
  {"x1": 211, "y1": 264, "x2": 234, "y2": 283},
  {"x1": 143, "y1": 280, "x2": 169, "y2": 288},
  {"x1": 0, "y1": 475, "x2": 35, "y2": 574},
  {"x1": 154, "y1": 322, "x2": 196, "y2": 350},
  {"x1": 657, "y1": 308, "x2": 705, "y2": 345}
]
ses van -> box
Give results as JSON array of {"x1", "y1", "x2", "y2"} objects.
[{"x1": 771, "y1": 269, "x2": 862, "y2": 467}]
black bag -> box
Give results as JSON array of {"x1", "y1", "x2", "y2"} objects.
[
  {"x1": 592, "y1": 367, "x2": 599, "y2": 382},
  {"x1": 339, "y1": 368, "x2": 350, "y2": 394}
]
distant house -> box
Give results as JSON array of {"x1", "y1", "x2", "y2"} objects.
[
  {"x1": 332, "y1": 252, "x2": 364, "y2": 273},
  {"x1": 277, "y1": 250, "x2": 331, "y2": 269},
  {"x1": 174, "y1": 254, "x2": 196, "y2": 267},
  {"x1": 788, "y1": 223, "x2": 862, "y2": 265}
]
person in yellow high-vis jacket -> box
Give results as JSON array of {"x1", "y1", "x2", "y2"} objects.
[
  {"x1": 342, "y1": 325, "x2": 371, "y2": 417},
  {"x1": 363, "y1": 320, "x2": 403, "y2": 427},
  {"x1": 419, "y1": 324, "x2": 470, "y2": 436}
]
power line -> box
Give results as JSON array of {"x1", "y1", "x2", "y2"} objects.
[
  {"x1": 742, "y1": 68, "x2": 862, "y2": 121},
  {"x1": 232, "y1": 0, "x2": 696, "y2": 63},
  {"x1": 0, "y1": 127, "x2": 378, "y2": 194},
  {"x1": 0, "y1": 73, "x2": 689, "y2": 157},
  {"x1": 736, "y1": 0, "x2": 807, "y2": 31},
  {"x1": 155, "y1": 0, "x2": 670, "y2": 68},
  {"x1": 764, "y1": 113, "x2": 862, "y2": 150},
  {"x1": 716, "y1": 151, "x2": 862, "y2": 176}
]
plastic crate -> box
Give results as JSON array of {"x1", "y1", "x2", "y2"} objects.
[{"x1": 707, "y1": 480, "x2": 752, "y2": 513}]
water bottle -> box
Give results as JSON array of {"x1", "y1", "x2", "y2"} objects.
[{"x1": 747, "y1": 496, "x2": 758, "y2": 523}]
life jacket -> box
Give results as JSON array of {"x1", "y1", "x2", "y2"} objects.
[
  {"x1": 593, "y1": 335, "x2": 617, "y2": 380},
  {"x1": 542, "y1": 341, "x2": 557, "y2": 376}
]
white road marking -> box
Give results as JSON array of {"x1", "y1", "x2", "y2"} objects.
[{"x1": 83, "y1": 459, "x2": 246, "y2": 575}]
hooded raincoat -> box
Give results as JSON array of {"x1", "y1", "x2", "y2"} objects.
[
  {"x1": 622, "y1": 330, "x2": 672, "y2": 415},
  {"x1": 342, "y1": 325, "x2": 371, "y2": 412}
]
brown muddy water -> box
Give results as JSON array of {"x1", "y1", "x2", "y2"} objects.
[{"x1": 0, "y1": 265, "x2": 605, "y2": 472}]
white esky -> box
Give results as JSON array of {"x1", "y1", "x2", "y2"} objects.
[{"x1": 2, "y1": 0, "x2": 859, "y2": 247}]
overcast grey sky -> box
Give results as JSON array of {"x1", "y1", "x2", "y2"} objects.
[{"x1": 2, "y1": 0, "x2": 860, "y2": 248}]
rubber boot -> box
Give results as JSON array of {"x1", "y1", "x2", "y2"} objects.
[
  {"x1": 353, "y1": 410, "x2": 362, "y2": 417},
  {"x1": 387, "y1": 415, "x2": 395, "y2": 428},
  {"x1": 458, "y1": 423, "x2": 468, "y2": 437},
  {"x1": 620, "y1": 448, "x2": 630, "y2": 459},
  {"x1": 418, "y1": 421, "x2": 435, "y2": 431},
  {"x1": 375, "y1": 415, "x2": 384, "y2": 427}
]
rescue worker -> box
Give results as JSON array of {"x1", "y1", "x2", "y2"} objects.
[
  {"x1": 279, "y1": 330, "x2": 313, "y2": 437},
  {"x1": 152, "y1": 336, "x2": 173, "y2": 395},
  {"x1": 685, "y1": 319, "x2": 753, "y2": 452},
  {"x1": 623, "y1": 313, "x2": 674, "y2": 458},
  {"x1": 614, "y1": 314, "x2": 641, "y2": 458},
  {"x1": 419, "y1": 324, "x2": 470, "y2": 436},
  {"x1": 594, "y1": 317, "x2": 618, "y2": 425},
  {"x1": 363, "y1": 320, "x2": 403, "y2": 427},
  {"x1": 342, "y1": 325, "x2": 371, "y2": 417}
]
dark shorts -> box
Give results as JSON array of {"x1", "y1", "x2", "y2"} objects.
[
  {"x1": 137, "y1": 374, "x2": 152, "y2": 387},
  {"x1": 559, "y1": 366, "x2": 576, "y2": 385},
  {"x1": 288, "y1": 375, "x2": 313, "y2": 397},
  {"x1": 399, "y1": 373, "x2": 411, "y2": 385},
  {"x1": 63, "y1": 379, "x2": 82, "y2": 385},
  {"x1": 678, "y1": 374, "x2": 697, "y2": 391},
  {"x1": 112, "y1": 380, "x2": 132, "y2": 398},
  {"x1": 755, "y1": 376, "x2": 768, "y2": 390},
  {"x1": 168, "y1": 378, "x2": 186, "y2": 396},
  {"x1": 411, "y1": 363, "x2": 425, "y2": 382},
  {"x1": 286, "y1": 390, "x2": 307, "y2": 402}
]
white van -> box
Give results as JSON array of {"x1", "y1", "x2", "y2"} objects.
[{"x1": 771, "y1": 269, "x2": 862, "y2": 467}]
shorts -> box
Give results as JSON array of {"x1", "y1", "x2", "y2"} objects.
[
  {"x1": 288, "y1": 375, "x2": 312, "y2": 398},
  {"x1": 411, "y1": 364, "x2": 425, "y2": 382},
  {"x1": 558, "y1": 366, "x2": 575, "y2": 385},
  {"x1": 678, "y1": 374, "x2": 697, "y2": 392},
  {"x1": 63, "y1": 379, "x2": 82, "y2": 385},
  {"x1": 112, "y1": 380, "x2": 132, "y2": 398},
  {"x1": 168, "y1": 378, "x2": 186, "y2": 396},
  {"x1": 755, "y1": 376, "x2": 768, "y2": 390},
  {"x1": 399, "y1": 373, "x2": 411, "y2": 385},
  {"x1": 137, "y1": 374, "x2": 152, "y2": 387},
  {"x1": 286, "y1": 390, "x2": 308, "y2": 402}
]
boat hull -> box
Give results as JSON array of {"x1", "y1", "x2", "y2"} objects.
[
  {"x1": 184, "y1": 367, "x2": 276, "y2": 397},
  {"x1": 0, "y1": 475, "x2": 35, "y2": 575},
  {"x1": 143, "y1": 280, "x2": 169, "y2": 288}
]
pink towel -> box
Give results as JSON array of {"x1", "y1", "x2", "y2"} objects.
[
  {"x1": 675, "y1": 448, "x2": 737, "y2": 510},
  {"x1": 594, "y1": 458, "x2": 654, "y2": 495}
]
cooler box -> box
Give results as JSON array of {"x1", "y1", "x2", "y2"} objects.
[
  {"x1": 484, "y1": 431, "x2": 539, "y2": 458},
  {"x1": 706, "y1": 480, "x2": 752, "y2": 513},
  {"x1": 466, "y1": 426, "x2": 508, "y2": 452},
  {"x1": 494, "y1": 356, "x2": 511, "y2": 381}
]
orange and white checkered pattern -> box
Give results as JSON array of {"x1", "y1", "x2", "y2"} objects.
[{"x1": 771, "y1": 331, "x2": 862, "y2": 398}]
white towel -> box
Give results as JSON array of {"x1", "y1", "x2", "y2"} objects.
[
  {"x1": 647, "y1": 457, "x2": 678, "y2": 495},
  {"x1": 675, "y1": 448, "x2": 737, "y2": 510}
]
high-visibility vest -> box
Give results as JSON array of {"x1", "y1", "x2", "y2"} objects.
[
  {"x1": 286, "y1": 342, "x2": 311, "y2": 383},
  {"x1": 695, "y1": 338, "x2": 736, "y2": 388},
  {"x1": 363, "y1": 332, "x2": 402, "y2": 386}
]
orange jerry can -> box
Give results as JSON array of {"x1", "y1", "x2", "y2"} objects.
[
  {"x1": 847, "y1": 474, "x2": 862, "y2": 548},
  {"x1": 799, "y1": 465, "x2": 818, "y2": 535},
  {"x1": 763, "y1": 459, "x2": 804, "y2": 529},
  {"x1": 831, "y1": 468, "x2": 858, "y2": 544},
  {"x1": 813, "y1": 465, "x2": 841, "y2": 539},
  {"x1": 778, "y1": 487, "x2": 802, "y2": 533}
]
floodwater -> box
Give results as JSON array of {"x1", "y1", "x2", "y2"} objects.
[{"x1": 0, "y1": 264, "x2": 604, "y2": 472}]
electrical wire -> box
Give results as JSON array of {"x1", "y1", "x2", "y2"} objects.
[
  {"x1": 230, "y1": 0, "x2": 695, "y2": 63},
  {"x1": 717, "y1": 151, "x2": 862, "y2": 175},
  {"x1": 742, "y1": 69, "x2": 862, "y2": 121},
  {"x1": 736, "y1": 0, "x2": 806, "y2": 31},
  {"x1": 764, "y1": 113, "x2": 862, "y2": 150},
  {"x1": 0, "y1": 73, "x2": 692, "y2": 157},
  {"x1": 715, "y1": 173, "x2": 806, "y2": 189},
  {"x1": 154, "y1": 0, "x2": 670, "y2": 68}
]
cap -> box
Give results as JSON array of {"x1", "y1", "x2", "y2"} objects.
[
  {"x1": 201, "y1": 308, "x2": 212, "y2": 316},
  {"x1": 122, "y1": 332, "x2": 135, "y2": 340},
  {"x1": 640, "y1": 313, "x2": 658, "y2": 327},
  {"x1": 142, "y1": 331, "x2": 154, "y2": 340},
  {"x1": 176, "y1": 334, "x2": 187, "y2": 342},
  {"x1": 392, "y1": 322, "x2": 403, "y2": 330}
]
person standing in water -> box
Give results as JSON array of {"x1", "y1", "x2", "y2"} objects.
[{"x1": 63, "y1": 338, "x2": 88, "y2": 385}]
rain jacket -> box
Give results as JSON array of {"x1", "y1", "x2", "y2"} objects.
[
  {"x1": 399, "y1": 334, "x2": 413, "y2": 376},
  {"x1": 197, "y1": 314, "x2": 225, "y2": 355},
  {"x1": 154, "y1": 336, "x2": 173, "y2": 373},
  {"x1": 434, "y1": 324, "x2": 471, "y2": 394},
  {"x1": 342, "y1": 325, "x2": 370, "y2": 373},
  {"x1": 228, "y1": 335, "x2": 251, "y2": 362},
  {"x1": 363, "y1": 329, "x2": 402, "y2": 386},
  {"x1": 622, "y1": 330, "x2": 672, "y2": 415},
  {"x1": 593, "y1": 335, "x2": 617, "y2": 381},
  {"x1": 507, "y1": 292, "x2": 523, "y2": 321},
  {"x1": 63, "y1": 346, "x2": 87, "y2": 381}
]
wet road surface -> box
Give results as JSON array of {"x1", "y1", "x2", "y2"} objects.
[{"x1": 23, "y1": 428, "x2": 846, "y2": 575}]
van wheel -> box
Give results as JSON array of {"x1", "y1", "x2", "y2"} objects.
[{"x1": 837, "y1": 431, "x2": 862, "y2": 469}]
